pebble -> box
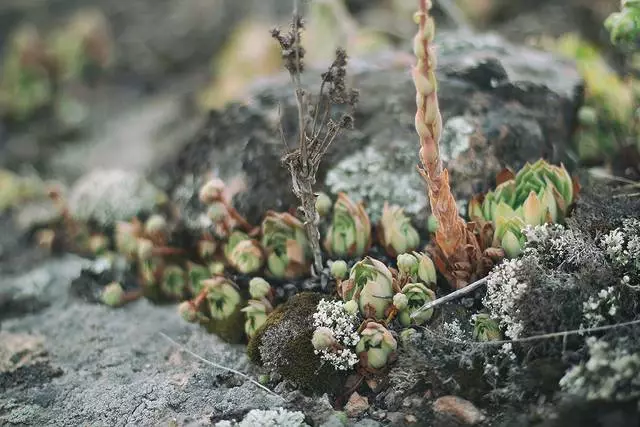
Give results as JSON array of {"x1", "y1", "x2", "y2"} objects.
[
  {"x1": 345, "y1": 392, "x2": 370, "y2": 418},
  {"x1": 433, "y1": 395, "x2": 486, "y2": 425}
]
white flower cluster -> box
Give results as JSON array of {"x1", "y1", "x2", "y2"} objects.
[
  {"x1": 215, "y1": 407, "x2": 309, "y2": 427},
  {"x1": 581, "y1": 286, "x2": 618, "y2": 329},
  {"x1": 559, "y1": 337, "x2": 640, "y2": 401},
  {"x1": 441, "y1": 319, "x2": 465, "y2": 343},
  {"x1": 600, "y1": 219, "x2": 640, "y2": 277},
  {"x1": 483, "y1": 259, "x2": 527, "y2": 339},
  {"x1": 312, "y1": 299, "x2": 360, "y2": 371}
]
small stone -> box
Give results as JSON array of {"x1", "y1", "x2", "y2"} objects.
[
  {"x1": 345, "y1": 392, "x2": 370, "y2": 418},
  {"x1": 0, "y1": 332, "x2": 48, "y2": 372},
  {"x1": 405, "y1": 414, "x2": 418, "y2": 424},
  {"x1": 433, "y1": 396, "x2": 486, "y2": 425}
]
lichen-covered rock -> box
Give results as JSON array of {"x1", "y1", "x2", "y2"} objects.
[
  {"x1": 68, "y1": 169, "x2": 166, "y2": 227},
  {"x1": 247, "y1": 292, "x2": 344, "y2": 395},
  {"x1": 156, "y1": 31, "x2": 582, "y2": 227}
]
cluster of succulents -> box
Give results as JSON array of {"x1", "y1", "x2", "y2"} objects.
[
  {"x1": 310, "y1": 250, "x2": 439, "y2": 375},
  {"x1": 0, "y1": 9, "x2": 113, "y2": 123},
  {"x1": 605, "y1": 0, "x2": 640, "y2": 46},
  {"x1": 469, "y1": 159, "x2": 577, "y2": 258}
]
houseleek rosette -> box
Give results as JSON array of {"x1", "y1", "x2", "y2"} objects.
[
  {"x1": 377, "y1": 202, "x2": 420, "y2": 257},
  {"x1": 324, "y1": 192, "x2": 371, "y2": 258},
  {"x1": 261, "y1": 211, "x2": 311, "y2": 279},
  {"x1": 355, "y1": 321, "x2": 397, "y2": 370}
]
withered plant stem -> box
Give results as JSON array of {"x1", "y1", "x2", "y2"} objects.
[{"x1": 414, "y1": 0, "x2": 467, "y2": 259}]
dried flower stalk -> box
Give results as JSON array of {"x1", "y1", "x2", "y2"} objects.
[
  {"x1": 412, "y1": 0, "x2": 503, "y2": 289},
  {"x1": 272, "y1": 9, "x2": 358, "y2": 276}
]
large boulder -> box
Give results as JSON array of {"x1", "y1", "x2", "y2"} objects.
[{"x1": 156, "y1": 31, "x2": 582, "y2": 227}]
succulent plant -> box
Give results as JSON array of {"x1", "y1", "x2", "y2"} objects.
[
  {"x1": 330, "y1": 260, "x2": 349, "y2": 281},
  {"x1": 114, "y1": 220, "x2": 140, "y2": 260},
  {"x1": 342, "y1": 257, "x2": 394, "y2": 320},
  {"x1": 324, "y1": 193, "x2": 371, "y2": 259},
  {"x1": 315, "y1": 192, "x2": 332, "y2": 217},
  {"x1": 187, "y1": 262, "x2": 211, "y2": 295},
  {"x1": 0, "y1": 25, "x2": 54, "y2": 120},
  {"x1": 160, "y1": 265, "x2": 187, "y2": 300},
  {"x1": 201, "y1": 277, "x2": 242, "y2": 320},
  {"x1": 605, "y1": 0, "x2": 640, "y2": 45},
  {"x1": 144, "y1": 214, "x2": 168, "y2": 243},
  {"x1": 311, "y1": 326, "x2": 337, "y2": 351},
  {"x1": 392, "y1": 293, "x2": 409, "y2": 311},
  {"x1": 355, "y1": 321, "x2": 397, "y2": 370},
  {"x1": 242, "y1": 299, "x2": 272, "y2": 338},
  {"x1": 415, "y1": 251, "x2": 437, "y2": 286},
  {"x1": 377, "y1": 202, "x2": 420, "y2": 257},
  {"x1": 197, "y1": 239, "x2": 217, "y2": 261},
  {"x1": 469, "y1": 160, "x2": 577, "y2": 258},
  {"x1": 88, "y1": 234, "x2": 109, "y2": 256},
  {"x1": 224, "y1": 231, "x2": 264, "y2": 274},
  {"x1": 199, "y1": 178, "x2": 226, "y2": 205},
  {"x1": 100, "y1": 282, "x2": 125, "y2": 307},
  {"x1": 472, "y1": 313, "x2": 502, "y2": 342},
  {"x1": 261, "y1": 211, "x2": 312, "y2": 279},
  {"x1": 397, "y1": 282, "x2": 436, "y2": 326},
  {"x1": 249, "y1": 277, "x2": 272, "y2": 300}
]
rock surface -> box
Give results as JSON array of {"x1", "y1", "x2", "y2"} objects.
[{"x1": 156, "y1": 31, "x2": 582, "y2": 226}]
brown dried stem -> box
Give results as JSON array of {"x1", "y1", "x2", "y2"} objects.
[
  {"x1": 272, "y1": 10, "x2": 358, "y2": 276},
  {"x1": 413, "y1": 0, "x2": 466, "y2": 259}
]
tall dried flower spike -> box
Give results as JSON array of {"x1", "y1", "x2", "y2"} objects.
[{"x1": 412, "y1": 0, "x2": 503, "y2": 289}]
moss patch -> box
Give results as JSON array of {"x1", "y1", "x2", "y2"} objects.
[{"x1": 247, "y1": 292, "x2": 345, "y2": 395}]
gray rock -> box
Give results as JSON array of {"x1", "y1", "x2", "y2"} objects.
[
  {"x1": 67, "y1": 169, "x2": 165, "y2": 227},
  {"x1": 156, "y1": 31, "x2": 582, "y2": 227}
]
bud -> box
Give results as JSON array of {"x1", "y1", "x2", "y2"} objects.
[
  {"x1": 137, "y1": 238, "x2": 154, "y2": 261},
  {"x1": 344, "y1": 299, "x2": 359, "y2": 315},
  {"x1": 393, "y1": 293, "x2": 408, "y2": 311},
  {"x1": 415, "y1": 252, "x2": 437, "y2": 285},
  {"x1": 197, "y1": 239, "x2": 217, "y2": 260},
  {"x1": 114, "y1": 221, "x2": 139, "y2": 259},
  {"x1": 89, "y1": 234, "x2": 109, "y2": 256},
  {"x1": 209, "y1": 262, "x2": 225, "y2": 275},
  {"x1": 427, "y1": 214, "x2": 439, "y2": 233},
  {"x1": 144, "y1": 214, "x2": 167, "y2": 237},
  {"x1": 315, "y1": 192, "x2": 332, "y2": 217},
  {"x1": 330, "y1": 260, "x2": 349, "y2": 281},
  {"x1": 249, "y1": 277, "x2": 272, "y2": 300},
  {"x1": 312, "y1": 326, "x2": 337, "y2": 350},
  {"x1": 199, "y1": 178, "x2": 226, "y2": 204},
  {"x1": 207, "y1": 202, "x2": 227, "y2": 223},
  {"x1": 397, "y1": 253, "x2": 418, "y2": 276},
  {"x1": 100, "y1": 282, "x2": 125, "y2": 307},
  {"x1": 399, "y1": 328, "x2": 418, "y2": 346}
]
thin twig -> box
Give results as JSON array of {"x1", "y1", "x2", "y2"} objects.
[
  {"x1": 158, "y1": 332, "x2": 280, "y2": 397},
  {"x1": 421, "y1": 318, "x2": 640, "y2": 347},
  {"x1": 410, "y1": 277, "x2": 488, "y2": 318}
]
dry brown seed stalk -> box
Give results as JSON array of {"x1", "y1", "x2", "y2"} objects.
[
  {"x1": 413, "y1": 0, "x2": 466, "y2": 259},
  {"x1": 272, "y1": 10, "x2": 358, "y2": 276}
]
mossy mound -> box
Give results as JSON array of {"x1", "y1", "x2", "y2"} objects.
[{"x1": 247, "y1": 292, "x2": 344, "y2": 395}]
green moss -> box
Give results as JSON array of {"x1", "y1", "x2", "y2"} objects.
[
  {"x1": 247, "y1": 292, "x2": 345, "y2": 395},
  {"x1": 204, "y1": 302, "x2": 246, "y2": 344}
]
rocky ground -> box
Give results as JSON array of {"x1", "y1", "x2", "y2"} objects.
[{"x1": 1, "y1": 1, "x2": 638, "y2": 426}]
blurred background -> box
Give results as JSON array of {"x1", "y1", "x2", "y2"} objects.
[{"x1": 0, "y1": 0, "x2": 637, "y2": 214}]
